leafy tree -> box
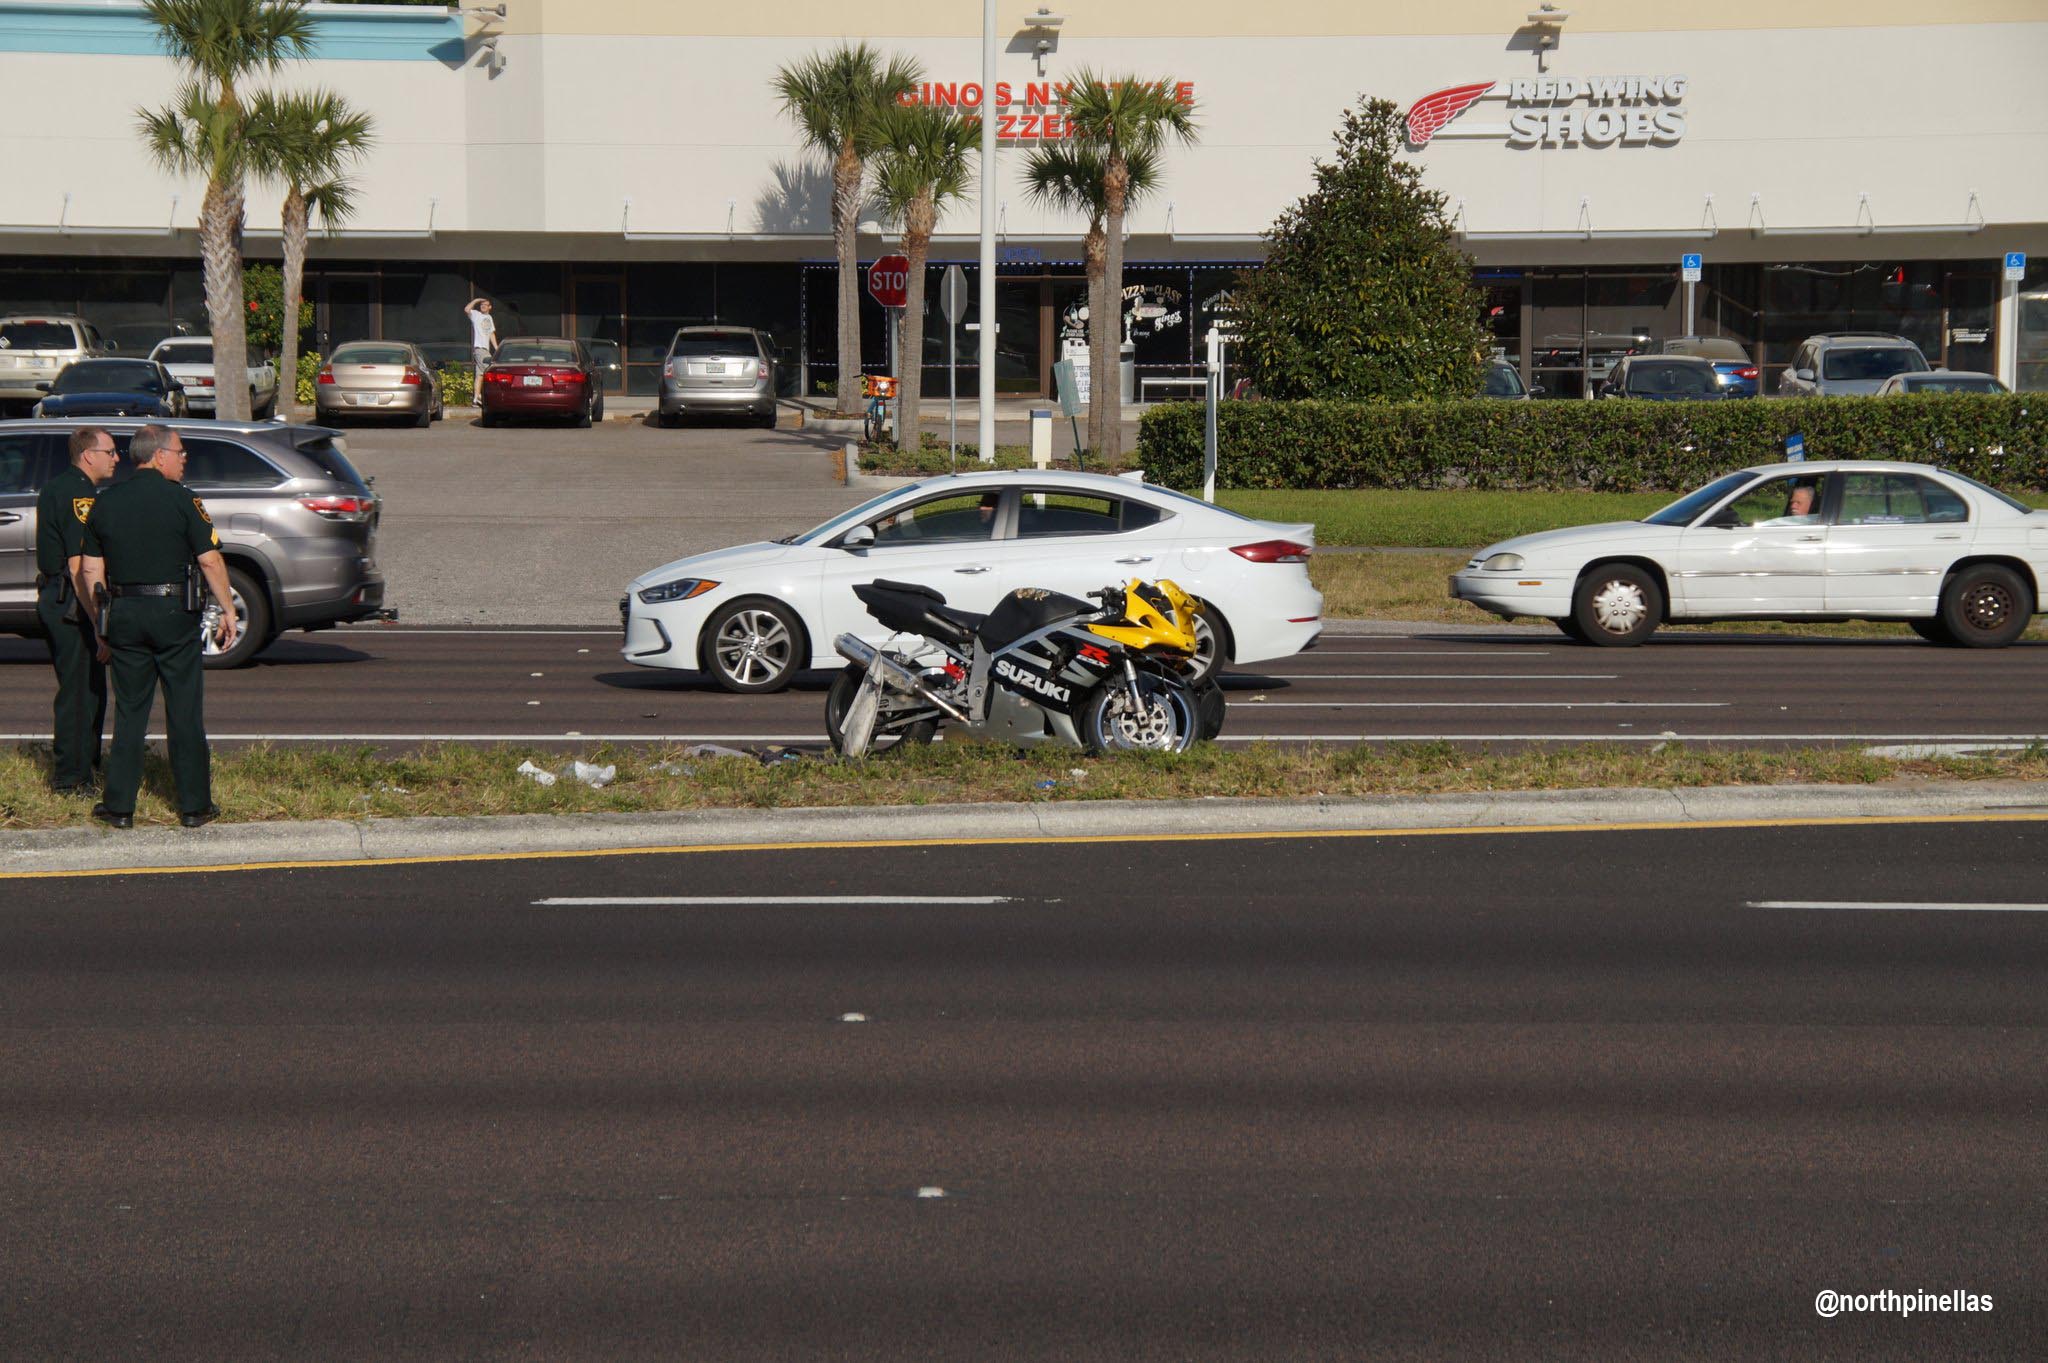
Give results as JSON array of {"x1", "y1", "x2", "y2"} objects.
[
  {"x1": 868, "y1": 103, "x2": 976, "y2": 455},
  {"x1": 1023, "y1": 143, "x2": 1158, "y2": 457},
  {"x1": 249, "y1": 88, "x2": 372, "y2": 415},
  {"x1": 773, "y1": 43, "x2": 923, "y2": 416},
  {"x1": 135, "y1": 0, "x2": 315, "y2": 422},
  {"x1": 1057, "y1": 74, "x2": 1197, "y2": 461},
  {"x1": 1233, "y1": 97, "x2": 1486, "y2": 402},
  {"x1": 241, "y1": 263, "x2": 311, "y2": 359}
]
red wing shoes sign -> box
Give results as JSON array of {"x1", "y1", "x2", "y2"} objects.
[{"x1": 1407, "y1": 75, "x2": 1689, "y2": 149}]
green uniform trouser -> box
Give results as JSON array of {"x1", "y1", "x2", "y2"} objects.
[
  {"x1": 35, "y1": 578, "x2": 107, "y2": 788},
  {"x1": 103, "y1": 596, "x2": 211, "y2": 817}
]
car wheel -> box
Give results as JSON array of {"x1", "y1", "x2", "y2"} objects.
[
  {"x1": 412, "y1": 400, "x2": 433, "y2": 428},
  {"x1": 825, "y1": 664, "x2": 939, "y2": 753},
  {"x1": 254, "y1": 393, "x2": 276, "y2": 420},
  {"x1": 1939, "y1": 564, "x2": 2032, "y2": 648},
  {"x1": 1571, "y1": 563, "x2": 1662, "y2": 646},
  {"x1": 574, "y1": 397, "x2": 592, "y2": 429},
  {"x1": 1907, "y1": 617, "x2": 1954, "y2": 645},
  {"x1": 1185, "y1": 607, "x2": 1227, "y2": 687},
  {"x1": 657, "y1": 409, "x2": 678, "y2": 429},
  {"x1": 200, "y1": 566, "x2": 272, "y2": 670},
  {"x1": 1554, "y1": 616, "x2": 1590, "y2": 642},
  {"x1": 758, "y1": 407, "x2": 777, "y2": 429},
  {"x1": 702, "y1": 599, "x2": 806, "y2": 693},
  {"x1": 593, "y1": 392, "x2": 605, "y2": 423},
  {"x1": 480, "y1": 411, "x2": 500, "y2": 428}
]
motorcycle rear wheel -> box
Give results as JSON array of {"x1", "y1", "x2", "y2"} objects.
[
  {"x1": 825, "y1": 664, "x2": 941, "y2": 755},
  {"x1": 1081, "y1": 672, "x2": 1201, "y2": 755}
]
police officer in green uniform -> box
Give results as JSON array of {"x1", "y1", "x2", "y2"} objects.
[
  {"x1": 34, "y1": 426, "x2": 118, "y2": 793},
  {"x1": 79, "y1": 425, "x2": 239, "y2": 829}
]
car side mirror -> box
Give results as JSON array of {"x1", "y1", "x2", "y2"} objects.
[
  {"x1": 840, "y1": 524, "x2": 875, "y2": 551},
  {"x1": 1527, "y1": 383, "x2": 1546, "y2": 397},
  {"x1": 1794, "y1": 368, "x2": 1815, "y2": 382}
]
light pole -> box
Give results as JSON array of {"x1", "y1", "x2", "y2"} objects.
[{"x1": 977, "y1": 0, "x2": 997, "y2": 462}]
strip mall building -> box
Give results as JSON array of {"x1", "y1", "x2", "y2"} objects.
[{"x1": 2, "y1": 0, "x2": 2044, "y2": 397}]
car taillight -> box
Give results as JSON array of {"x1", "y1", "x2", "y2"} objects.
[
  {"x1": 1230, "y1": 540, "x2": 1312, "y2": 564},
  {"x1": 192, "y1": 376, "x2": 215, "y2": 386},
  {"x1": 552, "y1": 367, "x2": 587, "y2": 385},
  {"x1": 756, "y1": 363, "x2": 769, "y2": 380},
  {"x1": 401, "y1": 367, "x2": 426, "y2": 386},
  {"x1": 316, "y1": 367, "x2": 334, "y2": 385},
  {"x1": 1736, "y1": 366, "x2": 1759, "y2": 380},
  {"x1": 485, "y1": 369, "x2": 513, "y2": 383},
  {"x1": 298, "y1": 494, "x2": 374, "y2": 522}
]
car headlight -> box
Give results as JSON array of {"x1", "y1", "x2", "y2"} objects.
[
  {"x1": 1482, "y1": 552, "x2": 1525, "y2": 571},
  {"x1": 636, "y1": 577, "x2": 719, "y2": 604}
]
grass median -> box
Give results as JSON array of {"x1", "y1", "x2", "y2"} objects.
[{"x1": 4, "y1": 739, "x2": 2045, "y2": 831}]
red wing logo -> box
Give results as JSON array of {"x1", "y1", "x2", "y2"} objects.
[{"x1": 1406, "y1": 81, "x2": 1496, "y2": 146}]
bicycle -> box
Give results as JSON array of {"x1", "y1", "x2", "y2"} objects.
[{"x1": 862, "y1": 374, "x2": 898, "y2": 445}]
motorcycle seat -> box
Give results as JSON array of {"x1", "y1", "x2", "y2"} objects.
[
  {"x1": 855, "y1": 579, "x2": 984, "y2": 651},
  {"x1": 977, "y1": 587, "x2": 1092, "y2": 653}
]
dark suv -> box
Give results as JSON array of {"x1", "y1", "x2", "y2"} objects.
[{"x1": 0, "y1": 419, "x2": 386, "y2": 667}]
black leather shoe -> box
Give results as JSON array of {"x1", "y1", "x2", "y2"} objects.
[
  {"x1": 179, "y1": 806, "x2": 221, "y2": 829},
  {"x1": 91, "y1": 804, "x2": 133, "y2": 829}
]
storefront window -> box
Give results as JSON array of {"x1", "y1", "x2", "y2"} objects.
[
  {"x1": 2020, "y1": 262, "x2": 2048, "y2": 393},
  {"x1": 381, "y1": 269, "x2": 475, "y2": 370}
]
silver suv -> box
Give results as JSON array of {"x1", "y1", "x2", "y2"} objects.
[
  {"x1": 0, "y1": 314, "x2": 114, "y2": 412},
  {"x1": 0, "y1": 419, "x2": 387, "y2": 667},
  {"x1": 1777, "y1": 332, "x2": 1931, "y2": 397},
  {"x1": 657, "y1": 326, "x2": 778, "y2": 427}
]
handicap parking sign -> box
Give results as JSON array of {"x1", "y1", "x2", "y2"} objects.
[
  {"x1": 2006, "y1": 252, "x2": 2027, "y2": 282},
  {"x1": 1680, "y1": 253, "x2": 1703, "y2": 283}
]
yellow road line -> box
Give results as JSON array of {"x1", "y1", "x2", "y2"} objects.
[{"x1": 3, "y1": 809, "x2": 2046, "y2": 881}]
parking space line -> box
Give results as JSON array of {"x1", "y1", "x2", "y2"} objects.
[{"x1": 1747, "y1": 901, "x2": 2048, "y2": 913}]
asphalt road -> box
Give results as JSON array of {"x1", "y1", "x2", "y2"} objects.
[
  {"x1": 2, "y1": 625, "x2": 2045, "y2": 749},
  {"x1": 5, "y1": 820, "x2": 2044, "y2": 1358}
]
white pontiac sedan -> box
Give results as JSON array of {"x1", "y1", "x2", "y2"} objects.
[
  {"x1": 622, "y1": 469, "x2": 1323, "y2": 692},
  {"x1": 1450, "y1": 460, "x2": 2048, "y2": 647}
]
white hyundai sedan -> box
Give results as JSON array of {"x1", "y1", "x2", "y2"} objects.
[
  {"x1": 1451, "y1": 460, "x2": 2048, "y2": 647},
  {"x1": 622, "y1": 469, "x2": 1323, "y2": 692}
]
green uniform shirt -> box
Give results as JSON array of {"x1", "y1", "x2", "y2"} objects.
[
  {"x1": 34, "y1": 464, "x2": 99, "y2": 576},
  {"x1": 82, "y1": 468, "x2": 218, "y2": 584}
]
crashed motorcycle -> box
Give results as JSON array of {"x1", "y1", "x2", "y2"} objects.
[{"x1": 827, "y1": 577, "x2": 1226, "y2": 756}]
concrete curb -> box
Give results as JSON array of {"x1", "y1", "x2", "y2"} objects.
[{"x1": 6, "y1": 779, "x2": 2045, "y2": 876}]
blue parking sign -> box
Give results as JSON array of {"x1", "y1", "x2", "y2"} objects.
[
  {"x1": 1680, "y1": 252, "x2": 1703, "y2": 283},
  {"x1": 2006, "y1": 252, "x2": 2027, "y2": 282},
  {"x1": 1784, "y1": 433, "x2": 1805, "y2": 463}
]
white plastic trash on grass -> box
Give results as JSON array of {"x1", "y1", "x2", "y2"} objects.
[
  {"x1": 564, "y1": 760, "x2": 616, "y2": 788},
  {"x1": 516, "y1": 760, "x2": 557, "y2": 787}
]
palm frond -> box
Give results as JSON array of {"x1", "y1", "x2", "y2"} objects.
[
  {"x1": 141, "y1": 0, "x2": 316, "y2": 92},
  {"x1": 867, "y1": 103, "x2": 977, "y2": 223},
  {"x1": 304, "y1": 177, "x2": 358, "y2": 236},
  {"x1": 134, "y1": 79, "x2": 246, "y2": 182},
  {"x1": 1058, "y1": 69, "x2": 1200, "y2": 157},
  {"x1": 772, "y1": 41, "x2": 923, "y2": 159},
  {"x1": 247, "y1": 86, "x2": 375, "y2": 191}
]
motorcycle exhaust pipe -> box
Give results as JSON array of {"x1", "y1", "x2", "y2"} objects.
[{"x1": 834, "y1": 633, "x2": 970, "y2": 722}]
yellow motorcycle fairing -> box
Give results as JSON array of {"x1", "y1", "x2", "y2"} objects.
[{"x1": 1084, "y1": 578, "x2": 1203, "y2": 656}]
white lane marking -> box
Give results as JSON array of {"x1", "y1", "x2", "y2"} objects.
[
  {"x1": 1863, "y1": 743, "x2": 2047, "y2": 758},
  {"x1": 6, "y1": 730, "x2": 2039, "y2": 744},
  {"x1": 1256, "y1": 673, "x2": 1617, "y2": 680},
  {"x1": 0, "y1": 732, "x2": 822, "y2": 742},
  {"x1": 533, "y1": 895, "x2": 1018, "y2": 906},
  {"x1": 1213, "y1": 733, "x2": 2048, "y2": 742},
  {"x1": 331, "y1": 628, "x2": 617, "y2": 636},
  {"x1": 1292, "y1": 649, "x2": 1549, "y2": 656},
  {"x1": 1748, "y1": 901, "x2": 2048, "y2": 913},
  {"x1": 1238, "y1": 701, "x2": 1731, "y2": 709}
]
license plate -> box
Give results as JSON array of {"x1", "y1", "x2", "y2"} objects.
[
  {"x1": 522, "y1": 375, "x2": 544, "y2": 387},
  {"x1": 689, "y1": 362, "x2": 723, "y2": 376}
]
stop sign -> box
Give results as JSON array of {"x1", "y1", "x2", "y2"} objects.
[{"x1": 867, "y1": 254, "x2": 910, "y2": 309}]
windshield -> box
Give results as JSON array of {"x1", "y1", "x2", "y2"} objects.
[
  {"x1": 1905, "y1": 375, "x2": 2002, "y2": 394},
  {"x1": 333, "y1": 345, "x2": 413, "y2": 366},
  {"x1": 0, "y1": 321, "x2": 77, "y2": 351},
  {"x1": 670, "y1": 333, "x2": 759, "y2": 358},
  {"x1": 497, "y1": 341, "x2": 580, "y2": 365},
  {"x1": 1481, "y1": 364, "x2": 1525, "y2": 397},
  {"x1": 52, "y1": 361, "x2": 159, "y2": 394},
  {"x1": 1643, "y1": 471, "x2": 1760, "y2": 527},
  {"x1": 153, "y1": 341, "x2": 213, "y2": 364},
  {"x1": 792, "y1": 485, "x2": 923, "y2": 545},
  {"x1": 1625, "y1": 362, "x2": 1717, "y2": 396},
  {"x1": 1824, "y1": 347, "x2": 1927, "y2": 381}
]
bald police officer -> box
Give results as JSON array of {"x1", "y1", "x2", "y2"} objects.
[
  {"x1": 35, "y1": 426, "x2": 118, "y2": 793},
  {"x1": 79, "y1": 424, "x2": 239, "y2": 829}
]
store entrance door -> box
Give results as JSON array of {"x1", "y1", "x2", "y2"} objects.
[
  {"x1": 569, "y1": 274, "x2": 626, "y2": 393},
  {"x1": 1941, "y1": 268, "x2": 1997, "y2": 375},
  {"x1": 315, "y1": 274, "x2": 378, "y2": 353}
]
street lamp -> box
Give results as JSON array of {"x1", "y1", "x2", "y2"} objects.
[{"x1": 977, "y1": 0, "x2": 997, "y2": 463}]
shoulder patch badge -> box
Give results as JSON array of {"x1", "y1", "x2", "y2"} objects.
[
  {"x1": 192, "y1": 497, "x2": 212, "y2": 525},
  {"x1": 72, "y1": 497, "x2": 93, "y2": 524}
]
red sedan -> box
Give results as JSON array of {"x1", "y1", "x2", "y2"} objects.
[{"x1": 479, "y1": 337, "x2": 605, "y2": 427}]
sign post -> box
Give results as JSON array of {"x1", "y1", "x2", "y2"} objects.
[
  {"x1": 867, "y1": 254, "x2": 910, "y2": 445},
  {"x1": 1680, "y1": 253, "x2": 1703, "y2": 335},
  {"x1": 2000, "y1": 252, "x2": 2028, "y2": 391},
  {"x1": 1202, "y1": 324, "x2": 1236, "y2": 503},
  {"x1": 941, "y1": 265, "x2": 968, "y2": 469},
  {"x1": 1052, "y1": 357, "x2": 1084, "y2": 468}
]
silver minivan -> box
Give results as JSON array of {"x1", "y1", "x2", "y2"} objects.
[
  {"x1": 0, "y1": 314, "x2": 114, "y2": 412},
  {"x1": 657, "y1": 327, "x2": 778, "y2": 427},
  {"x1": 0, "y1": 419, "x2": 387, "y2": 667}
]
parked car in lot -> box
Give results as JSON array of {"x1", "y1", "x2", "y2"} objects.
[
  {"x1": 147, "y1": 337, "x2": 280, "y2": 418},
  {"x1": 1661, "y1": 335, "x2": 1758, "y2": 397},
  {"x1": 1596, "y1": 354, "x2": 1725, "y2": 401},
  {"x1": 621, "y1": 469, "x2": 1322, "y2": 692},
  {"x1": 657, "y1": 326, "x2": 778, "y2": 427},
  {"x1": 1534, "y1": 331, "x2": 1651, "y2": 389},
  {"x1": 1874, "y1": 370, "x2": 2009, "y2": 396},
  {"x1": 33, "y1": 358, "x2": 187, "y2": 418},
  {"x1": 1451, "y1": 460, "x2": 2047, "y2": 647},
  {"x1": 0, "y1": 418, "x2": 386, "y2": 667},
  {"x1": 1776, "y1": 333, "x2": 1931, "y2": 397},
  {"x1": 0, "y1": 314, "x2": 114, "y2": 413},
  {"x1": 479, "y1": 337, "x2": 603, "y2": 428},
  {"x1": 314, "y1": 340, "x2": 443, "y2": 427},
  {"x1": 1480, "y1": 360, "x2": 1529, "y2": 399}
]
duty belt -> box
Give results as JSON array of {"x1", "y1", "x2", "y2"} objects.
[
  {"x1": 35, "y1": 571, "x2": 63, "y2": 588},
  {"x1": 110, "y1": 582, "x2": 183, "y2": 598}
]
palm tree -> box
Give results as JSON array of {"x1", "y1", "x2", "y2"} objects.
[
  {"x1": 1057, "y1": 73, "x2": 1199, "y2": 460},
  {"x1": 250, "y1": 89, "x2": 373, "y2": 416},
  {"x1": 869, "y1": 103, "x2": 976, "y2": 456},
  {"x1": 773, "y1": 43, "x2": 923, "y2": 416},
  {"x1": 135, "y1": 0, "x2": 315, "y2": 422},
  {"x1": 1023, "y1": 144, "x2": 1158, "y2": 458}
]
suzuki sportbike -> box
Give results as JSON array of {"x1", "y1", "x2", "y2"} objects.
[{"x1": 827, "y1": 577, "x2": 1227, "y2": 756}]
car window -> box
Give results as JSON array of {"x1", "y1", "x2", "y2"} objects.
[
  {"x1": 669, "y1": 332, "x2": 760, "y2": 358},
  {"x1": 0, "y1": 431, "x2": 62, "y2": 494},
  {"x1": 870, "y1": 491, "x2": 999, "y2": 546},
  {"x1": 1647, "y1": 472, "x2": 1760, "y2": 526},
  {"x1": 1823, "y1": 347, "x2": 1925, "y2": 382},
  {"x1": 52, "y1": 361, "x2": 161, "y2": 394},
  {"x1": 1720, "y1": 473, "x2": 1831, "y2": 527},
  {"x1": 290, "y1": 432, "x2": 369, "y2": 490},
  {"x1": 1837, "y1": 473, "x2": 1966, "y2": 526},
  {"x1": 153, "y1": 341, "x2": 214, "y2": 365},
  {"x1": 1481, "y1": 364, "x2": 1524, "y2": 397},
  {"x1": 332, "y1": 345, "x2": 413, "y2": 366},
  {"x1": 1939, "y1": 470, "x2": 2031, "y2": 514},
  {"x1": 498, "y1": 341, "x2": 580, "y2": 365},
  {"x1": 1015, "y1": 491, "x2": 1164, "y2": 537},
  {"x1": 0, "y1": 321, "x2": 77, "y2": 351},
  {"x1": 1625, "y1": 362, "x2": 1715, "y2": 396},
  {"x1": 1906, "y1": 375, "x2": 2002, "y2": 394},
  {"x1": 181, "y1": 437, "x2": 284, "y2": 490}
]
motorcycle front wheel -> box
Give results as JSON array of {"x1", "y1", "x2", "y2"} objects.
[
  {"x1": 825, "y1": 664, "x2": 941, "y2": 755},
  {"x1": 1081, "y1": 672, "x2": 1202, "y2": 755}
]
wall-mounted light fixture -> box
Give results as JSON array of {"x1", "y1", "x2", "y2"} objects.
[
  {"x1": 1023, "y1": 8, "x2": 1064, "y2": 76},
  {"x1": 1525, "y1": 4, "x2": 1569, "y2": 72},
  {"x1": 477, "y1": 35, "x2": 505, "y2": 75},
  {"x1": 464, "y1": 3, "x2": 506, "y2": 19}
]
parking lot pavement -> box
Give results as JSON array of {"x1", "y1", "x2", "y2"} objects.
[{"x1": 336, "y1": 414, "x2": 870, "y2": 626}]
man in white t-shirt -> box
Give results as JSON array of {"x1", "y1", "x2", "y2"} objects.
[{"x1": 465, "y1": 298, "x2": 499, "y2": 404}]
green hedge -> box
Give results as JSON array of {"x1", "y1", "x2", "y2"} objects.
[{"x1": 1137, "y1": 395, "x2": 2048, "y2": 493}]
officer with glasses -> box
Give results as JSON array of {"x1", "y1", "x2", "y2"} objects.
[{"x1": 34, "y1": 425, "x2": 118, "y2": 793}]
